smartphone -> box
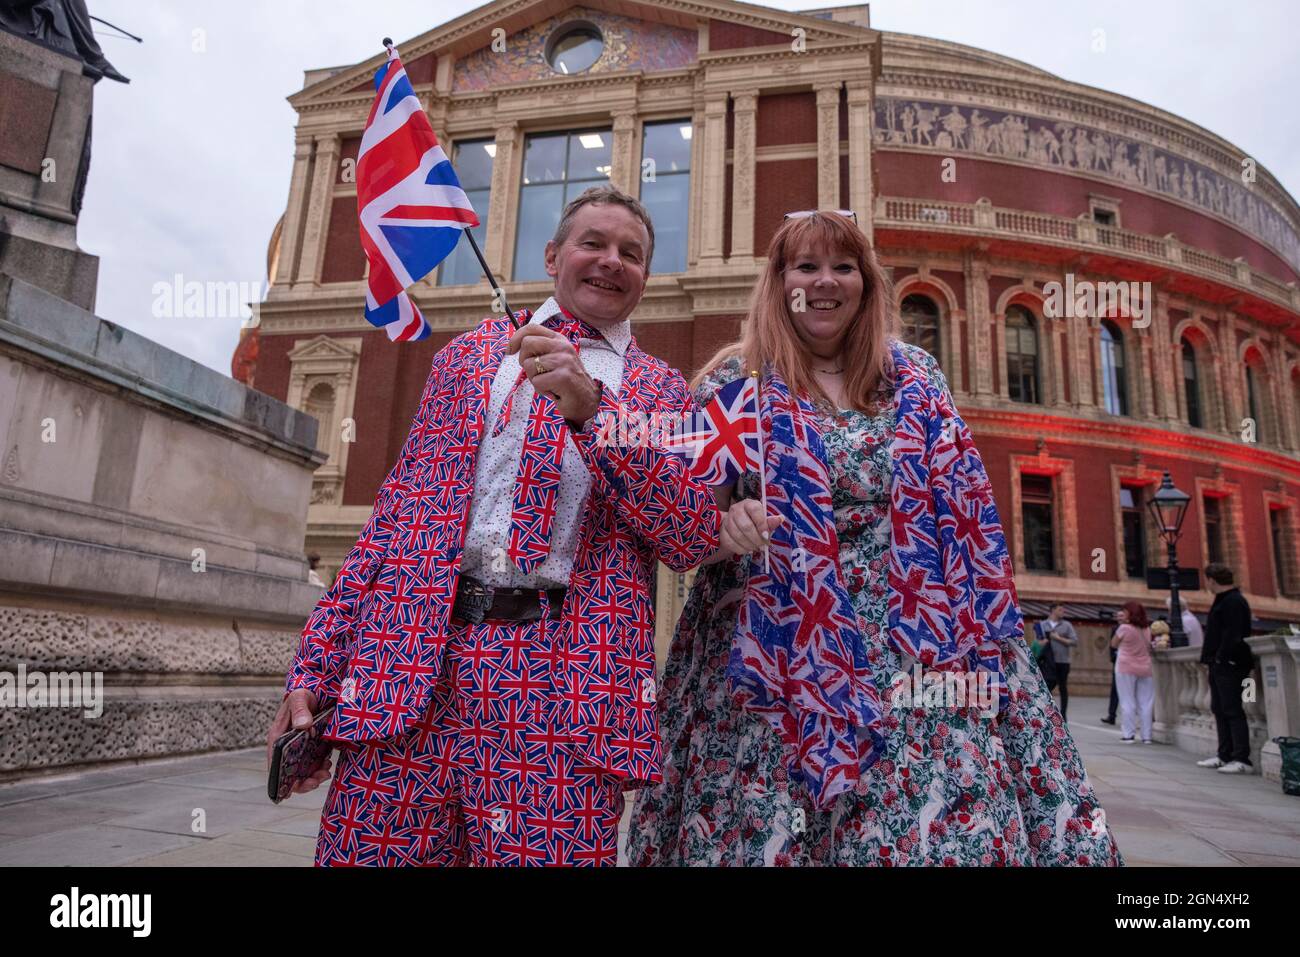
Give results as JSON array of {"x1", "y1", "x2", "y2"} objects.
[{"x1": 267, "y1": 703, "x2": 336, "y2": 804}]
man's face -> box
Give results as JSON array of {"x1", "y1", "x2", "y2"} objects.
[{"x1": 545, "y1": 203, "x2": 650, "y2": 326}]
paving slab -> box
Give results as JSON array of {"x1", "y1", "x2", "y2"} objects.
[
  {"x1": 0, "y1": 824, "x2": 202, "y2": 867},
  {"x1": 0, "y1": 695, "x2": 1295, "y2": 866}
]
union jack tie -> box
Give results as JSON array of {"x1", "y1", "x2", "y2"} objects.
[{"x1": 506, "y1": 311, "x2": 601, "y2": 574}]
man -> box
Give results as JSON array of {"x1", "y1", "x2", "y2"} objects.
[
  {"x1": 1165, "y1": 594, "x2": 1204, "y2": 647},
  {"x1": 306, "y1": 552, "x2": 325, "y2": 588},
  {"x1": 266, "y1": 185, "x2": 720, "y2": 865},
  {"x1": 1196, "y1": 563, "x2": 1255, "y2": 773},
  {"x1": 1100, "y1": 616, "x2": 1118, "y2": 726},
  {"x1": 1040, "y1": 603, "x2": 1078, "y2": 719}
]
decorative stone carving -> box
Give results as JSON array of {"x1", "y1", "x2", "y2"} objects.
[{"x1": 875, "y1": 97, "x2": 1300, "y2": 274}]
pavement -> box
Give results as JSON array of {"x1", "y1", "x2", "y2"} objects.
[{"x1": 0, "y1": 692, "x2": 1296, "y2": 866}]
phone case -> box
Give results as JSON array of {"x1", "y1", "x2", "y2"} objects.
[{"x1": 268, "y1": 704, "x2": 336, "y2": 803}]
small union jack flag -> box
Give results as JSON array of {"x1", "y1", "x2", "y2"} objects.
[
  {"x1": 357, "y1": 46, "x2": 479, "y2": 341},
  {"x1": 665, "y1": 375, "x2": 761, "y2": 486}
]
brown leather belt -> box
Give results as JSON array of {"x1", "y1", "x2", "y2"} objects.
[{"x1": 451, "y1": 575, "x2": 566, "y2": 625}]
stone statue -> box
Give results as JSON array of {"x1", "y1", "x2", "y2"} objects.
[{"x1": 0, "y1": 0, "x2": 129, "y2": 82}]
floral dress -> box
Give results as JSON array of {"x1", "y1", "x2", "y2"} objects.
[{"x1": 627, "y1": 348, "x2": 1122, "y2": 866}]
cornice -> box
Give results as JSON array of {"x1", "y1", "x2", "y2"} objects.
[{"x1": 963, "y1": 406, "x2": 1300, "y2": 481}]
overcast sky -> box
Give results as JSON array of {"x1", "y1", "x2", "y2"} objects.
[{"x1": 75, "y1": 0, "x2": 1299, "y2": 377}]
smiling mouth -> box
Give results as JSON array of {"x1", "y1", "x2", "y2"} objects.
[
  {"x1": 584, "y1": 277, "x2": 623, "y2": 293},
  {"x1": 810, "y1": 299, "x2": 841, "y2": 310}
]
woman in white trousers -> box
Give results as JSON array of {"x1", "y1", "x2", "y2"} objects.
[{"x1": 1111, "y1": 601, "x2": 1155, "y2": 743}]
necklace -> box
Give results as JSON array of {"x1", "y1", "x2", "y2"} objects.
[{"x1": 812, "y1": 365, "x2": 844, "y2": 375}]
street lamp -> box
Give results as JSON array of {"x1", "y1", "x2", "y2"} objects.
[{"x1": 1146, "y1": 471, "x2": 1192, "y2": 647}]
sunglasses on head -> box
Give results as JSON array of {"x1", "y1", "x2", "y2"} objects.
[{"x1": 784, "y1": 209, "x2": 858, "y2": 224}]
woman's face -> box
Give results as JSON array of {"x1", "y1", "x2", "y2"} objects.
[
  {"x1": 1117, "y1": 609, "x2": 1129, "y2": 623},
  {"x1": 781, "y1": 241, "x2": 864, "y2": 359}
]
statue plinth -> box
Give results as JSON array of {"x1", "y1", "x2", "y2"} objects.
[{"x1": 0, "y1": 25, "x2": 98, "y2": 311}]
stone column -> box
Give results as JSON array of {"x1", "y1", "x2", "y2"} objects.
[
  {"x1": 484, "y1": 122, "x2": 519, "y2": 279},
  {"x1": 275, "y1": 136, "x2": 314, "y2": 288},
  {"x1": 1047, "y1": 318, "x2": 1066, "y2": 407},
  {"x1": 688, "y1": 106, "x2": 704, "y2": 267},
  {"x1": 1217, "y1": 313, "x2": 1242, "y2": 436},
  {"x1": 1266, "y1": 334, "x2": 1292, "y2": 449},
  {"x1": 815, "y1": 82, "x2": 841, "y2": 212},
  {"x1": 1280, "y1": 352, "x2": 1300, "y2": 451},
  {"x1": 698, "y1": 93, "x2": 729, "y2": 266},
  {"x1": 610, "y1": 110, "x2": 638, "y2": 195},
  {"x1": 1137, "y1": 333, "x2": 1156, "y2": 420},
  {"x1": 1090, "y1": 324, "x2": 1107, "y2": 412},
  {"x1": 949, "y1": 308, "x2": 967, "y2": 396},
  {"x1": 294, "y1": 133, "x2": 340, "y2": 287},
  {"x1": 845, "y1": 81, "x2": 872, "y2": 242},
  {"x1": 994, "y1": 311, "x2": 1009, "y2": 399},
  {"x1": 729, "y1": 89, "x2": 758, "y2": 261},
  {"x1": 1153, "y1": 292, "x2": 1179, "y2": 422},
  {"x1": 1065, "y1": 308, "x2": 1083, "y2": 409},
  {"x1": 1172, "y1": 341, "x2": 1188, "y2": 423},
  {"x1": 965, "y1": 254, "x2": 994, "y2": 397}
]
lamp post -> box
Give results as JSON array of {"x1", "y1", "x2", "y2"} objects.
[{"x1": 1147, "y1": 471, "x2": 1192, "y2": 647}]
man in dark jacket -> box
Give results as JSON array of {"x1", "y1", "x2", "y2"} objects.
[{"x1": 1196, "y1": 563, "x2": 1255, "y2": 773}]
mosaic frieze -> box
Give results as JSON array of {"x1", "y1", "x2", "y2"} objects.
[
  {"x1": 874, "y1": 97, "x2": 1300, "y2": 274},
  {"x1": 451, "y1": 6, "x2": 697, "y2": 93}
]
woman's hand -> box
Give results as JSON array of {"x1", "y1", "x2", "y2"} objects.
[{"x1": 718, "y1": 499, "x2": 784, "y2": 560}]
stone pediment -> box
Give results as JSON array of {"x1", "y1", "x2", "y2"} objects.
[
  {"x1": 286, "y1": 334, "x2": 360, "y2": 364},
  {"x1": 290, "y1": 0, "x2": 868, "y2": 107},
  {"x1": 451, "y1": 5, "x2": 699, "y2": 94}
]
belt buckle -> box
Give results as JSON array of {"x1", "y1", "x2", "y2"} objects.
[{"x1": 454, "y1": 577, "x2": 494, "y2": 626}]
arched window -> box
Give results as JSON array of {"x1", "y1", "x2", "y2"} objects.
[
  {"x1": 1243, "y1": 354, "x2": 1276, "y2": 444},
  {"x1": 1005, "y1": 305, "x2": 1040, "y2": 404},
  {"x1": 1182, "y1": 339, "x2": 1202, "y2": 428},
  {"x1": 900, "y1": 293, "x2": 940, "y2": 359},
  {"x1": 1099, "y1": 320, "x2": 1128, "y2": 416},
  {"x1": 305, "y1": 382, "x2": 337, "y2": 461}
]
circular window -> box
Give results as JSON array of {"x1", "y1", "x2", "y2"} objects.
[{"x1": 546, "y1": 22, "x2": 604, "y2": 75}]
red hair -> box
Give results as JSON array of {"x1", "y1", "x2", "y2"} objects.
[
  {"x1": 692, "y1": 212, "x2": 898, "y2": 410},
  {"x1": 1121, "y1": 601, "x2": 1149, "y2": 628}
]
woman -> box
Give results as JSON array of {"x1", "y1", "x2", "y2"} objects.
[
  {"x1": 627, "y1": 211, "x2": 1121, "y2": 866},
  {"x1": 1111, "y1": 602, "x2": 1155, "y2": 744}
]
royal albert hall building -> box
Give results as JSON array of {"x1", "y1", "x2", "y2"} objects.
[{"x1": 232, "y1": 0, "x2": 1300, "y2": 695}]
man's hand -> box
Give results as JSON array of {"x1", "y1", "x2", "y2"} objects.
[
  {"x1": 719, "y1": 499, "x2": 783, "y2": 559},
  {"x1": 266, "y1": 688, "x2": 332, "y2": 795},
  {"x1": 507, "y1": 324, "x2": 601, "y2": 425}
]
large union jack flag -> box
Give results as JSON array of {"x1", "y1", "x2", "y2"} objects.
[
  {"x1": 358, "y1": 48, "x2": 480, "y2": 342},
  {"x1": 730, "y1": 366, "x2": 885, "y2": 810},
  {"x1": 664, "y1": 374, "x2": 760, "y2": 486}
]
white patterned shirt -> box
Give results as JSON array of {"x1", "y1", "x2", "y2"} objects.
[{"x1": 460, "y1": 296, "x2": 629, "y2": 589}]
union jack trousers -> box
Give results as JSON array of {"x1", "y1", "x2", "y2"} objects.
[{"x1": 316, "y1": 612, "x2": 624, "y2": 867}]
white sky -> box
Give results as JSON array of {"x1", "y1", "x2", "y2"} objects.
[{"x1": 74, "y1": 0, "x2": 1299, "y2": 376}]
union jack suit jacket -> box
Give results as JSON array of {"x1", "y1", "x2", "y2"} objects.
[{"x1": 285, "y1": 311, "x2": 720, "y2": 785}]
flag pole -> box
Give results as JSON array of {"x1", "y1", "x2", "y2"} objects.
[
  {"x1": 752, "y1": 369, "x2": 770, "y2": 575},
  {"x1": 382, "y1": 37, "x2": 518, "y2": 329},
  {"x1": 464, "y1": 231, "x2": 518, "y2": 328}
]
